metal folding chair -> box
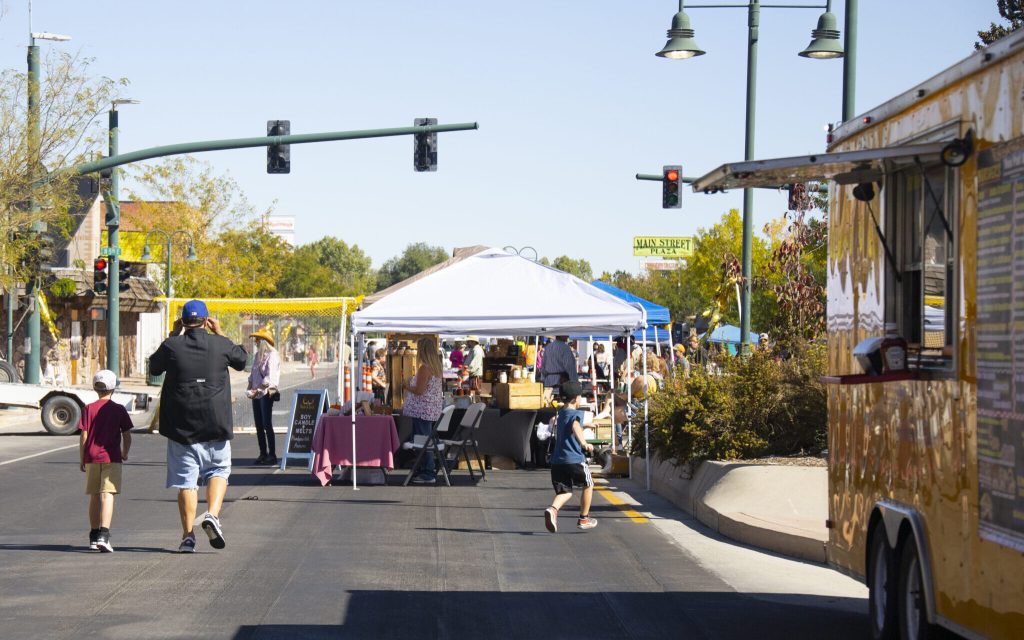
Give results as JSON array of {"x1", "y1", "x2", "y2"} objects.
[
  {"x1": 440, "y1": 402, "x2": 487, "y2": 481},
  {"x1": 402, "y1": 405, "x2": 456, "y2": 486}
]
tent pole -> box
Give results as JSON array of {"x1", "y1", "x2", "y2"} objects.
[
  {"x1": 350, "y1": 330, "x2": 358, "y2": 490},
  {"x1": 609, "y1": 339, "x2": 616, "y2": 455},
  {"x1": 642, "y1": 331, "x2": 650, "y2": 492},
  {"x1": 626, "y1": 335, "x2": 632, "y2": 481},
  {"x1": 337, "y1": 301, "x2": 346, "y2": 404},
  {"x1": 667, "y1": 326, "x2": 675, "y2": 374}
]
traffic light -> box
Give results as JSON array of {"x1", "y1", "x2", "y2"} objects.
[
  {"x1": 118, "y1": 259, "x2": 132, "y2": 283},
  {"x1": 413, "y1": 117, "x2": 437, "y2": 172},
  {"x1": 93, "y1": 257, "x2": 108, "y2": 294},
  {"x1": 267, "y1": 120, "x2": 290, "y2": 174},
  {"x1": 662, "y1": 165, "x2": 682, "y2": 209}
]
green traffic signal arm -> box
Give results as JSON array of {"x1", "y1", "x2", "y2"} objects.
[
  {"x1": 634, "y1": 172, "x2": 828, "y2": 192},
  {"x1": 73, "y1": 121, "x2": 479, "y2": 176}
]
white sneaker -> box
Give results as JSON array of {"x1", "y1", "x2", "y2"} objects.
[{"x1": 200, "y1": 512, "x2": 226, "y2": 549}]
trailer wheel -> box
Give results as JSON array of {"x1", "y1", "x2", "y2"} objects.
[
  {"x1": 867, "y1": 529, "x2": 897, "y2": 640},
  {"x1": 897, "y1": 536, "x2": 937, "y2": 640},
  {"x1": 0, "y1": 360, "x2": 19, "y2": 383},
  {"x1": 41, "y1": 395, "x2": 81, "y2": 435}
]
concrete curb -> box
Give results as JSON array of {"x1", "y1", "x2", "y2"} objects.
[{"x1": 631, "y1": 455, "x2": 827, "y2": 563}]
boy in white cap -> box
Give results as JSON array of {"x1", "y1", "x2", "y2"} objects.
[{"x1": 79, "y1": 369, "x2": 133, "y2": 552}]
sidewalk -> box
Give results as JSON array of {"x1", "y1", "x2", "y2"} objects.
[{"x1": 630, "y1": 455, "x2": 829, "y2": 563}]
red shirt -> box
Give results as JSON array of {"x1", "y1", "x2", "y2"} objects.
[{"x1": 80, "y1": 399, "x2": 133, "y2": 464}]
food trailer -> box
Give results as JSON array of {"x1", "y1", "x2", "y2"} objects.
[{"x1": 691, "y1": 31, "x2": 1024, "y2": 640}]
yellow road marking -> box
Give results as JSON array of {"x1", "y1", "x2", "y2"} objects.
[{"x1": 595, "y1": 486, "x2": 649, "y2": 523}]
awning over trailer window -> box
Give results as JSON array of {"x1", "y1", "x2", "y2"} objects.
[{"x1": 690, "y1": 141, "x2": 947, "y2": 192}]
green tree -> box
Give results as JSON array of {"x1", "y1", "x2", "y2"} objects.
[
  {"x1": 977, "y1": 0, "x2": 1023, "y2": 49},
  {"x1": 277, "y1": 237, "x2": 375, "y2": 298},
  {"x1": 0, "y1": 53, "x2": 126, "y2": 288},
  {"x1": 376, "y1": 242, "x2": 448, "y2": 291},
  {"x1": 550, "y1": 255, "x2": 593, "y2": 282},
  {"x1": 173, "y1": 223, "x2": 289, "y2": 298}
]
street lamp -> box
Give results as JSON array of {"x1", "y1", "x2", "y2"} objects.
[
  {"x1": 19, "y1": 23, "x2": 71, "y2": 382},
  {"x1": 141, "y1": 229, "x2": 198, "y2": 298},
  {"x1": 655, "y1": 0, "x2": 844, "y2": 354},
  {"x1": 105, "y1": 98, "x2": 140, "y2": 375}
]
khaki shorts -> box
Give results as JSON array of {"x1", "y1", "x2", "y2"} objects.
[{"x1": 84, "y1": 463, "x2": 122, "y2": 495}]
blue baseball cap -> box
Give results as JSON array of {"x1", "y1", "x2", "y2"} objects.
[{"x1": 181, "y1": 299, "x2": 208, "y2": 319}]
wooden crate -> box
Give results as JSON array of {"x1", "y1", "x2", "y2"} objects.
[{"x1": 494, "y1": 382, "x2": 544, "y2": 410}]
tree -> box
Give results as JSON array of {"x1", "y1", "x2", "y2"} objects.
[
  {"x1": 277, "y1": 237, "x2": 375, "y2": 298},
  {"x1": 172, "y1": 223, "x2": 290, "y2": 299},
  {"x1": 549, "y1": 256, "x2": 593, "y2": 282},
  {"x1": 0, "y1": 53, "x2": 126, "y2": 288},
  {"x1": 123, "y1": 157, "x2": 275, "y2": 297},
  {"x1": 376, "y1": 242, "x2": 448, "y2": 291},
  {"x1": 977, "y1": 0, "x2": 1023, "y2": 49}
]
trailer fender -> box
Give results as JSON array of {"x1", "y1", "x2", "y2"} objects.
[{"x1": 872, "y1": 500, "x2": 937, "y2": 625}]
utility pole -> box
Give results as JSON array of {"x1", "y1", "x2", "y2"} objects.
[
  {"x1": 23, "y1": 38, "x2": 40, "y2": 383},
  {"x1": 105, "y1": 106, "x2": 120, "y2": 375}
]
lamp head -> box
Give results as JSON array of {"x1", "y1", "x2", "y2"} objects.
[
  {"x1": 799, "y1": 11, "x2": 844, "y2": 59},
  {"x1": 656, "y1": 11, "x2": 705, "y2": 60},
  {"x1": 186, "y1": 245, "x2": 198, "y2": 262},
  {"x1": 140, "y1": 244, "x2": 152, "y2": 261}
]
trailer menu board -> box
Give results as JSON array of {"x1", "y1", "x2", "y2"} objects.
[{"x1": 976, "y1": 136, "x2": 1024, "y2": 552}]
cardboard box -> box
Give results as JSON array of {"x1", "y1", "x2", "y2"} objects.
[{"x1": 493, "y1": 382, "x2": 544, "y2": 410}]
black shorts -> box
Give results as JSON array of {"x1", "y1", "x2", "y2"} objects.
[{"x1": 550, "y1": 462, "x2": 593, "y2": 495}]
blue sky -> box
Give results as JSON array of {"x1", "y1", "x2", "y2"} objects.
[{"x1": 1, "y1": 1, "x2": 1001, "y2": 275}]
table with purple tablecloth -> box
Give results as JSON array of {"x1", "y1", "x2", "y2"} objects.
[{"x1": 311, "y1": 415, "x2": 400, "y2": 486}]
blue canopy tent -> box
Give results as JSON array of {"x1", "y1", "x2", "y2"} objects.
[{"x1": 590, "y1": 281, "x2": 670, "y2": 325}]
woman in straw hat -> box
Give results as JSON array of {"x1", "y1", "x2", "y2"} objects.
[{"x1": 247, "y1": 329, "x2": 281, "y2": 465}]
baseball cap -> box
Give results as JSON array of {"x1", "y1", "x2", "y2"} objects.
[
  {"x1": 181, "y1": 299, "x2": 208, "y2": 319},
  {"x1": 93, "y1": 369, "x2": 117, "y2": 391},
  {"x1": 559, "y1": 381, "x2": 583, "y2": 400}
]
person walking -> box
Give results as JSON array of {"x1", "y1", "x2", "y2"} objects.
[
  {"x1": 149, "y1": 300, "x2": 247, "y2": 553},
  {"x1": 543, "y1": 381, "x2": 597, "y2": 533},
  {"x1": 79, "y1": 369, "x2": 133, "y2": 552},
  {"x1": 246, "y1": 329, "x2": 280, "y2": 466},
  {"x1": 307, "y1": 345, "x2": 319, "y2": 379},
  {"x1": 403, "y1": 336, "x2": 444, "y2": 484}
]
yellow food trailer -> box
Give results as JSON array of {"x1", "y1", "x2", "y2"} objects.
[{"x1": 692, "y1": 31, "x2": 1024, "y2": 640}]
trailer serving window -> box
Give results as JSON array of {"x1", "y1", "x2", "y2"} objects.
[{"x1": 884, "y1": 164, "x2": 957, "y2": 368}]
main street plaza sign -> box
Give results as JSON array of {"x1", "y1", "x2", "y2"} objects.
[{"x1": 633, "y1": 236, "x2": 694, "y2": 258}]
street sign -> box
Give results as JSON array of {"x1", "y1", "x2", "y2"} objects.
[
  {"x1": 632, "y1": 236, "x2": 694, "y2": 258},
  {"x1": 99, "y1": 246, "x2": 121, "y2": 257},
  {"x1": 644, "y1": 260, "x2": 681, "y2": 271}
]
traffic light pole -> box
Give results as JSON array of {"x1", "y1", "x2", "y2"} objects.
[
  {"x1": 24, "y1": 41, "x2": 41, "y2": 384},
  {"x1": 105, "y1": 108, "x2": 121, "y2": 375},
  {"x1": 72, "y1": 121, "x2": 478, "y2": 376}
]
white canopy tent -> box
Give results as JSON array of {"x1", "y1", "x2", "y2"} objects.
[{"x1": 344, "y1": 247, "x2": 651, "y2": 488}]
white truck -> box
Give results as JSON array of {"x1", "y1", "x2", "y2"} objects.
[{"x1": 0, "y1": 381, "x2": 152, "y2": 435}]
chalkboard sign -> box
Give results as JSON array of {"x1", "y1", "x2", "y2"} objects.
[{"x1": 280, "y1": 389, "x2": 329, "y2": 471}]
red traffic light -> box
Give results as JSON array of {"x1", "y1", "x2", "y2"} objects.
[
  {"x1": 94, "y1": 258, "x2": 107, "y2": 270},
  {"x1": 665, "y1": 169, "x2": 679, "y2": 182}
]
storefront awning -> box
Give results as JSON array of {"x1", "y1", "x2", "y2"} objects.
[{"x1": 690, "y1": 141, "x2": 948, "y2": 193}]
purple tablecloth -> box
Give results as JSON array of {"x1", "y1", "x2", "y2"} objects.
[{"x1": 311, "y1": 415, "x2": 400, "y2": 486}]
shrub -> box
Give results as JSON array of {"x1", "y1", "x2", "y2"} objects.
[{"x1": 633, "y1": 339, "x2": 826, "y2": 463}]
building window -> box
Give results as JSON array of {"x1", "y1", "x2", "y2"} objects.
[{"x1": 884, "y1": 164, "x2": 957, "y2": 368}]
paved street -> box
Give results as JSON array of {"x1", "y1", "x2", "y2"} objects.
[{"x1": 0, "y1": 410, "x2": 867, "y2": 640}]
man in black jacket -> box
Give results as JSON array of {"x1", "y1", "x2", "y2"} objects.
[{"x1": 149, "y1": 300, "x2": 247, "y2": 553}]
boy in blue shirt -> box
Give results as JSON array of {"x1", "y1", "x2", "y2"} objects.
[{"x1": 543, "y1": 381, "x2": 597, "y2": 532}]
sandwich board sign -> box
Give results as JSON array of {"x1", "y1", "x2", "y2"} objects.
[{"x1": 280, "y1": 389, "x2": 329, "y2": 471}]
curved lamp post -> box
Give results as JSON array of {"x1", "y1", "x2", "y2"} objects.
[
  {"x1": 141, "y1": 229, "x2": 197, "y2": 298},
  {"x1": 655, "y1": 0, "x2": 845, "y2": 354}
]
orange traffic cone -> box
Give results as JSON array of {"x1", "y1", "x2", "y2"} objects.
[{"x1": 343, "y1": 365, "x2": 351, "y2": 402}]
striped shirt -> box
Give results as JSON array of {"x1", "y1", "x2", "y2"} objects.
[{"x1": 541, "y1": 340, "x2": 579, "y2": 387}]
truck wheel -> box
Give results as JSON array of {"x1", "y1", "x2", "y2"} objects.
[
  {"x1": 897, "y1": 537, "x2": 936, "y2": 640},
  {"x1": 867, "y1": 529, "x2": 897, "y2": 640},
  {"x1": 0, "y1": 360, "x2": 19, "y2": 383},
  {"x1": 41, "y1": 395, "x2": 82, "y2": 435}
]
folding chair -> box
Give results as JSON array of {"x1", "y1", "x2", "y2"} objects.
[
  {"x1": 402, "y1": 405, "x2": 456, "y2": 487},
  {"x1": 440, "y1": 402, "x2": 487, "y2": 481}
]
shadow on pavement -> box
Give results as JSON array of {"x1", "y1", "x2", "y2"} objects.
[
  {"x1": 232, "y1": 590, "x2": 867, "y2": 640},
  {"x1": 0, "y1": 543, "x2": 175, "y2": 554}
]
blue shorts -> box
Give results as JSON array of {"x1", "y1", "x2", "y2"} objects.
[{"x1": 166, "y1": 440, "x2": 231, "y2": 489}]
